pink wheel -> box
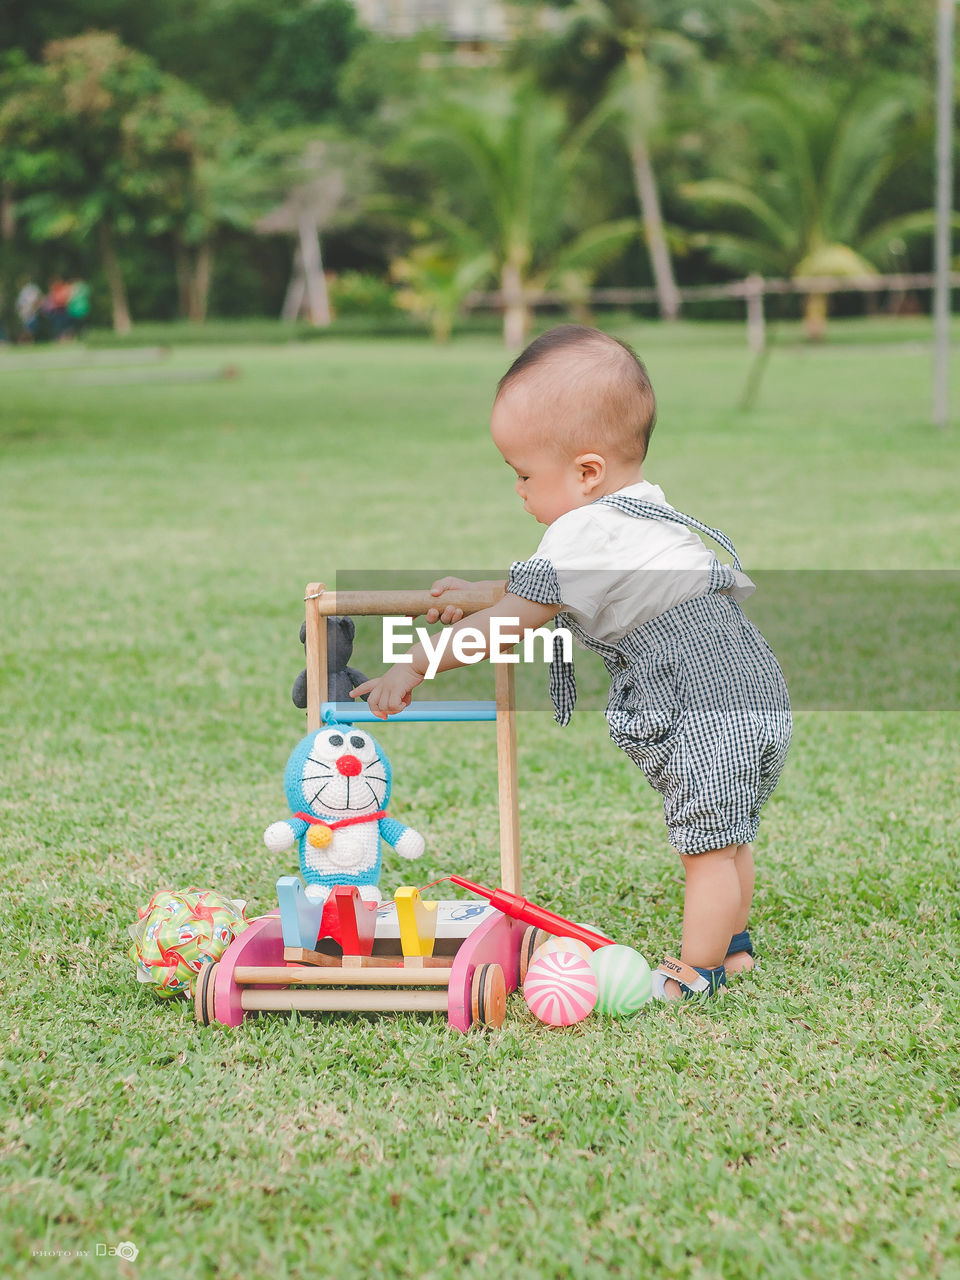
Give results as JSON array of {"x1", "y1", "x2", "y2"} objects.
[{"x1": 194, "y1": 961, "x2": 219, "y2": 1025}]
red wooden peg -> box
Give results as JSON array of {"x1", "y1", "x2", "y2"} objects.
[{"x1": 333, "y1": 885, "x2": 378, "y2": 956}]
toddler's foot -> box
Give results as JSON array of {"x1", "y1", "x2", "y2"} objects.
[
  {"x1": 724, "y1": 930, "x2": 755, "y2": 978},
  {"x1": 652, "y1": 958, "x2": 726, "y2": 1001}
]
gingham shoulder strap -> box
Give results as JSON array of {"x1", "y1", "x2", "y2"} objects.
[{"x1": 594, "y1": 494, "x2": 743, "y2": 571}]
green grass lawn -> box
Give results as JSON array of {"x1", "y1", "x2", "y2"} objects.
[{"x1": 1, "y1": 320, "x2": 959, "y2": 1279}]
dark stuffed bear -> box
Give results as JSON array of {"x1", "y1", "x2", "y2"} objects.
[{"x1": 291, "y1": 616, "x2": 369, "y2": 708}]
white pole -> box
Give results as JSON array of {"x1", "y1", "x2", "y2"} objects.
[
  {"x1": 933, "y1": 0, "x2": 955, "y2": 429},
  {"x1": 745, "y1": 274, "x2": 766, "y2": 353}
]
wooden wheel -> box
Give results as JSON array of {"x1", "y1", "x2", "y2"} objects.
[
  {"x1": 194, "y1": 961, "x2": 219, "y2": 1025},
  {"x1": 519, "y1": 926, "x2": 552, "y2": 984},
  {"x1": 471, "y1": 962, "x2": 506, "y2": 1029}
]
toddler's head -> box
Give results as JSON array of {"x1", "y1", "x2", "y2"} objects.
[{"x1": 490, "y1": 325, "x2": 657, "y2": 524}]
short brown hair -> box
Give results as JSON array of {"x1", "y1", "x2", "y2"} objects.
[{"x1": 495, "y1": 325, "x2": 657, "y2": 462}]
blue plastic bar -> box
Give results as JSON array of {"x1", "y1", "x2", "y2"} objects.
[{"x1": 321, "y1": 700, "x2": 497, "y2": 724}]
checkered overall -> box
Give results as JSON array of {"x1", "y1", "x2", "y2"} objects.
[{"x1": 508, "y1": 495, "x2": 792, "y2": 853}]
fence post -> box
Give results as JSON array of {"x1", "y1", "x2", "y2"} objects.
[{"x1": 745, "y1": 274, "x2": 766, "y2": 353}]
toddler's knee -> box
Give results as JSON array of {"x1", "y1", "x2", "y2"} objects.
[{"x1": 678, "y1": 842, "x2": 740, "y2": 870}]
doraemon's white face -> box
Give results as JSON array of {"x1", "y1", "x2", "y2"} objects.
[{"x1": 300, "y1": 727, "x2": 387, "y2": 816}]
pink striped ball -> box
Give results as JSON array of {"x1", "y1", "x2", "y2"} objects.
[
  {"x1": 534, "y1": 935, "x2": 593, "y2": 964},
  {"x1": 523, "y1": 950, "x2": 599, "y2": 1026}
]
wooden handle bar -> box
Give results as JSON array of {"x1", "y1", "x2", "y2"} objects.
[
  {"x1": 234, "y1": 966, "x2": 453, "y2": 986},
  {"x1": 305, "y1": 585, "x2": 505, "y2": 618}
]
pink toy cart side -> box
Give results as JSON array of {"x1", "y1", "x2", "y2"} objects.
[{"x1": 197, "y1": 583, "x2": 538, "y2": 1032}]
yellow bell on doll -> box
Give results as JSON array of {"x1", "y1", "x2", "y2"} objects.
[{"x1": 307, "y1": 824, "x2": 334, "y2": 848}]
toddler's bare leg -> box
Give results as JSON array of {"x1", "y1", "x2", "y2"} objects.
[
  {"x1": 726, "y1": 843, "x2": 755, "y2": 975},
  {"x1": 662, "y1": 843, "x2": 740, "y2": 999},
  {"x1": 733, "y1": 843, "x2": 754, "y2": 930}
]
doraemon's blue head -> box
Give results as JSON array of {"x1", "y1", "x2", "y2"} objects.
[{"x1": 283, "y1": 725, "x2": 392, "y2": 820}]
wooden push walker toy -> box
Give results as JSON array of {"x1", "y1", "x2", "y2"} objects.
[{"x1": 196, "y1": 582, "x2": 559, "y2": 1032}]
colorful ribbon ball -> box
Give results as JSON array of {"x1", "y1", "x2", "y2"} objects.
[{"x1": 127, "y1": 888, "x2": 250, "y2": 1000}]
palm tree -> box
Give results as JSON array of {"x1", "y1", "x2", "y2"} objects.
[
  {"x1": 681, "y1": 79, "x2": 931, "y2": 339},
  {"x1": 390, "y1": 210, "x2": 494, "y2": 342},
  {"x1": 407, "y1": 84, "x2": 639, "y2": 346},
  {"x1": 520, "y1": 1, "x2": 771, "y2": 322}
]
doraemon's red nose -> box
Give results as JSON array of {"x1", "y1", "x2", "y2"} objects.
[{"x1": 336, "y1": 754, "x2": 362, "y2": 777}]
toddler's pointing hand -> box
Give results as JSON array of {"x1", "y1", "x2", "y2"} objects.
[{"x1": 350, "y1": 665, "x2": 425, "y2": 720}]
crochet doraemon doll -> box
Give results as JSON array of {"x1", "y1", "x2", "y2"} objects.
[{"x1": 263, "y1": 724, "x2": 424, "y2": 904}]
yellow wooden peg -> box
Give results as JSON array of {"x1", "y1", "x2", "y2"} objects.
[{"x1": 395, "y1": 887, "x2": 438, "y2": 958}]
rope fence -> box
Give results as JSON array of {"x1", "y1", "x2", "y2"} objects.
[{"x1": 465, "y1": 272, "x2": 960, "y2": 351}]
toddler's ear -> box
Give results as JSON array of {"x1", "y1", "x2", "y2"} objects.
[{"x1": 576, "y1": 453, "x2": 606, "y2": 491}]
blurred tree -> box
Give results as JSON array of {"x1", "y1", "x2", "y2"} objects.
[
  {"x1": 0, "y1": 0, "x2": 366, "y2": 124},
  {"x1": 512, "y1": 1, "x2": 771, "y2": 320},
  {"x1": 0, "y1": 32, "x2": 273, "y2": 329},
  {"x1": 0, "y1": 0, "x2": 159, "y2": 62},
  {"x1": 127, "y1": 85, "x2": 277, "y2": 321},
  {"x1": 730, "y1": 0, "x2": 935, "y2": 80},
  {"x1": 258, "y1": 135, "x2": 376, "y2": 326},
  {"x1": 336, "y1": 32, "x2": 430, "y2": 131},
  {"x1": 146, "y1": 1, "x2": 299, "y2": 110},
  {"x1": 181, "y1": 137, "x2": 279, "y2": 322},
  {"x1": 0, "y1": 53, "x2": 36, "y2": 335},
  {"x1": 332, "y1": 35, "x2": 478, "y2": 282},
  {"x1": 247, "y1": 0, "x2": 366, "y2": 126},
  {"x1": 0, "y1": 33, "x2": 204, "y2": 331},
  {"x1": 681, "y1": 79, "x2": 935, "y2": 338},
  {"x1": 404, "y1": 85, "x2": 638, "y2": 346},
  {"x1": 390, "y1": 213, "x2": 494, "y2": 341}
]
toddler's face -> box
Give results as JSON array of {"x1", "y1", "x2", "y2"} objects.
[{"x1": 490, "y1": 401, "x2": 593, "y2": 525}]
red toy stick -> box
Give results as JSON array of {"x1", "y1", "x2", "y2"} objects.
[{"x1": 449, "y1": 876, "x2": 614, "y2": 952}]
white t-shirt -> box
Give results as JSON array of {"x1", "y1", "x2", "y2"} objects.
[{"x1": 526, "y1": 481, "x2": 755, "y2": 643}]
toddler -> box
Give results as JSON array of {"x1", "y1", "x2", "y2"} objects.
[{"x1": 351, "y1": 325, "x2": 792, "y2": 999}]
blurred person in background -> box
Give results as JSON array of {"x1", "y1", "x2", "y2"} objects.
[
  {"x1": 16, "y1": 280, "x2": 43, "y2": 342},
  {"x1": 46, "y1": 277, "x2": 72, "y2": 339},
  {"x1": 66, "y1": 279, "x2": 91, "y2": 338}
]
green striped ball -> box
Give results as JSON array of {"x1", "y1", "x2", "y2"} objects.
[{"x1": 589, "y1": 945, "x2": 653, "y2": 1016}]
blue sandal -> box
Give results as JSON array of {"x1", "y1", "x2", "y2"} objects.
[
  {"x1": 725, "y1": 930, "x2": 755, "y2": 978},
  {"x1": 651, "y1": 956, "x2": 727, "y2": 1000},
  {"x1": 726, "y1": 930, "x2": 754, "y2": 961}
]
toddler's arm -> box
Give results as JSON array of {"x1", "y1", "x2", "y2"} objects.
[{"x1": 350, "y1": 592, "x2": 560, "y2": 719}]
